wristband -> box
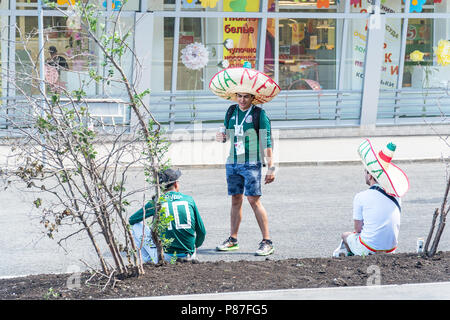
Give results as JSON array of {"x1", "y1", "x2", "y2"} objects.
[{"x1": 267, "y1": 166, "x2": 276, "y2": 173}]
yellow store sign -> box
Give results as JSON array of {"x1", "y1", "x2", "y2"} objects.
[
  {"x1": 57, "y1": 0, "x2": 75, "y2": 5},
  {"x1": 223, "y1": 0, "x2": 259, "y2": 68}
]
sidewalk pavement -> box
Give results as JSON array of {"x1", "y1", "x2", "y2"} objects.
[
  {"x1": 166, "y1": 130, "x2": 450, "y2": 167},
  {"x1": 133, "y1": 281, "x2": 450, "y2": 300},
  {"x1": 1, "y1": 130, "x2": 449, "y2": 300}
]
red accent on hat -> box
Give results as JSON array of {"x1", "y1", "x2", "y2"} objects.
[{"x1": 378, "y1": 150, "x2": 393, "y2": 163}]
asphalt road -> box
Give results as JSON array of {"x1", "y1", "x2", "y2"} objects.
[{"x1": 1, "y1": 161, "x2": 449, "y2": 278}]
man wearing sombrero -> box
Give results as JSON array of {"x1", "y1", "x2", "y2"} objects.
[
  {"x1": 334, "y1": 139, "x2": 410, "y2": 257},
  {"x1": 209, "y1": 61, "x2": 281, "y2": 256}
]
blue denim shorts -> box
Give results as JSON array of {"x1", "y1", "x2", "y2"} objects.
[{"x1": 226, "y1": 163, "x2": 262, "y2": 196}]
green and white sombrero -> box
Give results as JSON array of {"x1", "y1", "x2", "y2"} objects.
[
  {"x1": 358, "y1": 139, "x2": 409, "y2": 197},
  {"x1": 209, "y1": 62, "x2": 281, "y2": 105}
]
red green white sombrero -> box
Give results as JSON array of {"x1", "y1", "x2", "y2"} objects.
[
  {"x1": 357, "y1": 139, "x2": 409, "y2": 197},
  {"x1": 209, "y1": 62, "x2": 281, "y2": 105}
]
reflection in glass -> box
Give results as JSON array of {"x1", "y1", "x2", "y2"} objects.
[
  {"x1": 177, "y1": 18, "x2": 203, "y2": 91},
  {"x1": 402, "y1": 17, "x2": 433, "y2": 89},
  {"x1": 278, "y1": 18, "x2": 336, "y2": 90}
]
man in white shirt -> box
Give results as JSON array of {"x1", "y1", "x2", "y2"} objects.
[
  {"x1": 341, "y1": 169, "x2": 401, "y2": 256},
  {"x1": 334, "y1": 139, "x2": 409, "y2": 257}
]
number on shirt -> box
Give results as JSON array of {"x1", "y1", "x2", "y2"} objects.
[{"x1": 161, "y1": 201, "x2": 191, "y2": 230}]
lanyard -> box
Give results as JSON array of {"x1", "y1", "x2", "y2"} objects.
[{"x1": 235, "y1": 105, "x2": 253, "y2": 128}]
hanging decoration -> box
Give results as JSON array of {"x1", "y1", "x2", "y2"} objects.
[
  {"x1": 434, "y1": 0, "x2": 442, "y2": 3},
  {"x1": 181, "y1": 42, "x2": 209, "y2": 70},
  {"x1": 102, "y1": 0, "x2": 122, "y2": 11},
  {"x1": 316, "y1": 0, "x2": 330, "y2": 8},
  {"x1": 200, "y1": 0, "x2": 219, "y2": 8},
  {"x1": 182, "y1": 0, "x2": 197, "y2": 9},
  {"x1": 57, "y1": 0, "x2": 75, "y2": 5},
  {"x1": 408, "y1": 0, "x2": 426, "y2": 12},
  {"x1": 436, "y1": 39, "x2": 450, "y2": 66},
  {"x1": 350, "y1": 0, "x2": 361, "y2": 7}
]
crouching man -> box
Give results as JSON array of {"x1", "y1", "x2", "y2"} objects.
[
  {"x1": 334, "y1": 139, "x2": 409, "y2": 257},
  {"x1": 129, "y1": 168, "x2": 206, "y2": 263}
]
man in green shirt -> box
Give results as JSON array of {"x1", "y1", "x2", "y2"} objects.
[
  {"x1": 129, "y1": 168, "x2": 206, "y2": 263},
  {"x1": 210, "y1": 61, "x2": 281, "y2": 256},
  {"x1": 215, "y1": 92, "x2": 276, "y2": 256}
]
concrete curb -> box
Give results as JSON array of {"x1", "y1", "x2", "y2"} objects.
[{"x1": 130, "y1": 281, "x2": 450, "y2": 300}]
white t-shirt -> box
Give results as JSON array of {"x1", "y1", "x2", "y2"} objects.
[{"x1": 353, "y1": 185, "x2": 401, "y2": 251}]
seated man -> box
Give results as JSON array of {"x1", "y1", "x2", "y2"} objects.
[
  {"x1": 334, "y1": 139, "x2": 409, "y2": 257},
  {"x1": 129, "y1": 168, "x2": 206, "y2": 263}
]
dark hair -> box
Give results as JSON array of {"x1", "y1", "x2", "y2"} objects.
[
  {"x1": 164, "y1": 182, "x2": 176, "y2": 191},
  {"x1": 365, "y1": 169, "x2": 378, "y2": 183},
  {"x1": 49, "y1": 46, "x2": 57, "y2": 54}
]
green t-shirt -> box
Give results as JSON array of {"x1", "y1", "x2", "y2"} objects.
[
  {"x1": 224, "y1": 105, "x2": 272, "y2": 164},
  {"x1": 128, "y1": 191, "x2": 206, "y2": 255}
]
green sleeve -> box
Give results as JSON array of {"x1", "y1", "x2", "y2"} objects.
[
  {"x1": 259, "y1": 109, "x2": 272, "y2": 149},
  {"x1": 128, "y1": 201, "x2": 155, "y2": 225},
  {"x1": 192, "y1": 201, "x2": 206, "y2": 248}
]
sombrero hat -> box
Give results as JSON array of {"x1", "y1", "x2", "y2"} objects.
[
  {"x1": 209, "y1": 62, "x2": 281, "y2": 105},
  {"x1": 357, "y1": 139, "x2": 409, "y2": 197}
]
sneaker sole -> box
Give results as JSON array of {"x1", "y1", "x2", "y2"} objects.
[
  {"x1": 216, "y1": 245, "x2": 239, "y2": 252},
  {"x1": 255, "y1": 248, "x2": 274, "y2": 256}
]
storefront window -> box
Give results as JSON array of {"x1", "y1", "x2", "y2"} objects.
[
  {"x1": 16, "y1": 0, "x2": 37, "y2": 10},
  {"x1": 161, "y1": 0, "x2": 176, "y2": 11},
  {"x1": 148, "y1": 0, "x2": 165, "y2": 10},
  {"x1": 403, "y1": 16, "x2": 433, "y2": 88},
  {"x1": 278, "y1": 18, "x2": 336, "y2": 90},
  {"x1": 162, "y1": 17, "x2": 174, "y2": 91},
  {"x1": 14, "y1": 16, "x2": 38, "y2": 96},
  {"x1": 177, "y1": 17, "x2": 203, "y2": 91},
  {"x1": 278, "y1": 0, "x2": 338, "y2": 12},
  {"x1": 12, "y1": 12, "x2": 135, "y2": 97},
  {"x1": 341, "y1": 18, "x2": 366, "y2": 91},
  {"x1": 403, "y1": 17, "x2": 450, "y2": 89},
  {"x1": 380, "y1": 2, "x2": 403, "y2": 90},
  {"x1": 175, "y1": 17, "x2": 229, "y2": 91}
]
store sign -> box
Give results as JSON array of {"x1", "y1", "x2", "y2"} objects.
[
  {"x1": 351, "y1": 1, "x2": 401, "y2": 90},
  {"x1": 223, "y1": 0, "x2": 259, "y2": 68},
  {"x1": 290, "y1": 22, "x2": 305, "y2": 43}
]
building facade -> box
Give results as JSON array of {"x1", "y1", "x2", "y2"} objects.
[{"x1": 1, "y1": 0, "x2": 449, "y2": 131}]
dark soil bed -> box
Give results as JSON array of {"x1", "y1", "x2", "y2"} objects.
[{"x1": 1, "y1": 251, "x2": 449, "y2": 300}]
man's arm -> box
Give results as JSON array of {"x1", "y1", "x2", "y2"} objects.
[
  {"x1": 354, "y1": 219, "x2": 363, "y2": 234},
  {"x1": 128, "y1": 201, "x2": 155, "y2": 225},
  {"x1": 264, "y1": 147, "x2": 275, "y2": 184},
  {"x1": 259, "y1": 110, "x2": 275, "y2": 184},
  {"x1": 192, "y1": 201, "x2": 206, "y2": 249}
]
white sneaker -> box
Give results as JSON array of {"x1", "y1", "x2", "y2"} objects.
[{"x1": 332, "y1": 240, "x2": 348, "y2": 258}]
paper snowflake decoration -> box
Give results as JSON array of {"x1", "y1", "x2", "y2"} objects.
[{"x1": 180, "y1": 42, "x2": 209, "y2": 70}]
